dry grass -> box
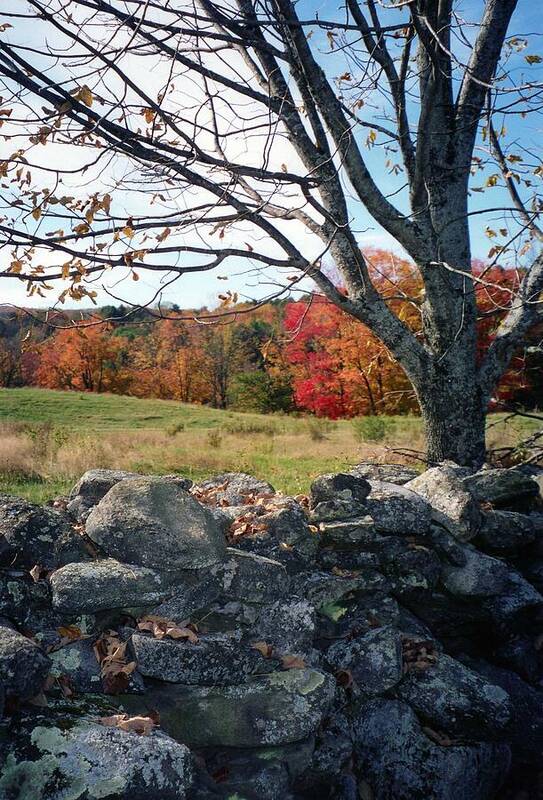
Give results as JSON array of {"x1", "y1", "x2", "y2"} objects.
[
  {"x1": 0, "y1": 419, "x2": 425, "y2": 502},
  {"x1": 0, "y1": 388, "x2": 538, "y2": 504}
]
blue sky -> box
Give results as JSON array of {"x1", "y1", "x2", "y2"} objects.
[{"x1": 1, "y1": 0, "x2": 541, "y2": 311}]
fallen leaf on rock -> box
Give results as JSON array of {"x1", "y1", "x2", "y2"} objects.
[
  {"x1": 228, "y1": 512, "x2": 269, "y2": 543},
  {"x1": 331, "y1": 566, "x2": 361, "y2": 578},
  {"x1": 336, "y1": 669, "x2": 353, "y2": 689},
  {"x1": 43, "y1": 673, "x2": 56, "y2": 692},
  {"x1": 57, "y1": 674, "x2": 75, "y2": 698},
  {"x1": 251, "y1": 640, "x2": 274, "y2": 658},
  {"x1": 211, "y1": 766, "x2": 230, "y2": 783},
  {"x1": 137, "y1": 615, "x2": 198, "y2": 643},
  {"x1": 281, "y1": 654, "x2": 306, "y2": 669},
  {"x1": 57, "y1": 625, "x2": 82, "y2": 641},
  {"x1": 97, "y1": 713, "x2": 157, "y2": 735},
  {"x1": 94, "y1": 630, "x2": 137, "y2": 694},
  {"x1": 422, "y1": 726, "x2": 458, "y2": 747},
  {"x1": 402, "y1": 635, "x2": 438, "y2": 673},
  {"x1": 27, "y1": 691, "x2": 48, "y2": 707},
  {"x1": 29, "y1": 564, "x2": 43, "y2": 582},
  {"x1": 190, "y1": 481, "x2": 229, "y2": 506}
]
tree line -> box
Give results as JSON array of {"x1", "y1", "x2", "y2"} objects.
[{"x1": 1, "y1": 252, "x2": 540, "y2": 417}]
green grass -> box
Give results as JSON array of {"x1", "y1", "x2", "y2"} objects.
[
  {"x1": 0, "y1": 387, "x2": 274, "y2": 431},
  {"x1": 0, "y1": 388, "x2": 538, "y2": 504}
]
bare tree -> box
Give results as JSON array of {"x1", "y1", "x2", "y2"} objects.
[{"x1": 0, "y1": 0, "x2": 542, "y2": 465}]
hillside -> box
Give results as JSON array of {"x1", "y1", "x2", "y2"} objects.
[{"x1": 0, "y1": 388, "x2": 538, "y2": 504}]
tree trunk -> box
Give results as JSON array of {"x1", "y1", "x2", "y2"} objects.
[{"x1": 416, "y1": 367, "x2": 487, "y2": 468}]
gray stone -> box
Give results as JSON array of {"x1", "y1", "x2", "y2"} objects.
[
  {"x1": 121, "y1": 668, "x2": 334, "y2": 747},
  {"x1": 309, "y1": 499, "x2": 367, "y2": 523},
  {"x1": 318, "y1": 516, "x2": 378, "y2": 548},
  {"x1": 86, "y1": 478, "x2": 226, "y2": 571},
  {"x1": 441, "y1": 547, "x2": 510, "y2": 598},
  {"x1": 364, "y1": 481, "x2": 432, "y2": 535},
  {"x1": 423, "y1": 525, "x2": 468, "y2": 566},
  {"x1": 0, "y1": 715, "x2": 194, "y2": 799},
  {"x1": 0, "y1": 624, "x2": 50, "y2": 700},
  {"x1": 395, "y1": 653, "x2": 511, "y2": 737},
  {"x1": 200, "y1": 741, "x2": 314, "y2": 800},
  {"x1": 316, "y1": 593, "x2": 400, "y2": 642},
  {"x1": 407, "y1": 465, "x2": 481, "y2": 542},
  {"x1": 349, "y1": 462, "x2": 419, "y2": 485},
  {"x1": 210, "y1": 548, "x2": 289, "y2": 603},
  {"x1": 519, "y1": 557, "x2": 543, "y2": 595},
  {"x1": 353, "y1": 699, "x2": 510, "y2": 800},
  {"x1": 67, "y1": 469, "x2": 144, "y2": 519},
  {"x1": 464, "y1": 657, "x2": 543, "y2": 763},
  {"x1": 131, "y1": 631, "x2": 263, "y2": 684},
  {"x1": 308, "y1": 711, "x2": 353, "y2": 778},
  {"x1": 253, "y1": 599, "x2": 315, "y2": 657},
  {"x1": 325, "y1": 626, "x2": 403, "y2": 694},
  {"x1": 151, "y1": 575, "x2": 221, "y2": 624},
  {"x1": 200, "y1": 752, "x2": 292, "y2": 800},
  {"x1": 193, "y1": 472, "x2": 275, "y2": 505},
  {"x1": 380, "y1": 546, "x2": 441, "y2": 598},
  {"x1": 0, "y1": 569, "x2": 51, "y2": 627},
  {"x1": 292, "y1": 569, "x2": 388, "y2": 609},
  {"x1": 479, "y1": 510, "x2": 536, "y2": 553},
  {"x1": 483, "y1": 570, "x2": 543, "y2": 627},
  {"x1": 310, "y1": 473, "x2": 370, "y2": 507},
  {"x1": 463, "y1": 467, "x2": 539, "y2": 506},
  {"x1": 0, "y1": 495, "x2": 87, "y2": 570},
  {"x1": 50, "y1": 559, "x2": 174, "y2": 614},
  {"x1": 493, "y1": 634, "x2": 542, "y2": 685}
]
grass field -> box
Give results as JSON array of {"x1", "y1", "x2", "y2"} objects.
[{"x1": 0, "y1": 388, "x2": 538, "y2": 503}]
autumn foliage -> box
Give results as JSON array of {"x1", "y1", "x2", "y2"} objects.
[{"x1": 3, "y1": 251, "x2": 540, "y2": 416}]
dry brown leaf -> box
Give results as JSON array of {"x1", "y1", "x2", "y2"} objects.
[
  {"x1": 422, "y1": 726, "x2": 456, "y2": 747},
  {"x1": 27, "y1": 691, "x2": 48, "y2": 707},
  {"x1": 97, "y1": 713, "x2": 157, "y2": 736},
  {"x1": 57, "y1": 625, "x2": 82, "y2": 641},
  {"x1": 281, "y1": 654, "x2": 306, "y2": 670},
  {"x1": 137, "y1": 615, "x2": 198, "y2": 643},
  {"x1": 251, "y1": 641, "x2": 274, "y2": 658}
]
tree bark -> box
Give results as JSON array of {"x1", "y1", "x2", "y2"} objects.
[{"x1": 415, "y1": 364, "x2": 487, "y2": 468}]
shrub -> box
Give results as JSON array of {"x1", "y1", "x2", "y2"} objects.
[
  {"x1": 352, "y1": 416, "x2": 391, "y2": 442},
  {"x1": 167, "y1": 422, "x2": 185, "y2": 437},
  {"x1": 206, "y1": 429, "x2": 222, "y2": 449},
  {"x1": 305, "y1": 417, "x2": 336, "y2": 441},
  {"x1": 224, "y1": 419, "x2": 278, "y2": 436}
]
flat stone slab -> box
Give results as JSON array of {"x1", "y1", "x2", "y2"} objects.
[
  {"x1": 50, "y1": 559, "x2": 174, "y2": 613},
  {"x1": 121, "y1": 668, "x2": 335, "y2": 747},
  {"x1": 131, "y1": 631, "x2": 263, "y2": 685},
  {"x1": 441, "y1": 547, "x2": 511, "y2": 598}
]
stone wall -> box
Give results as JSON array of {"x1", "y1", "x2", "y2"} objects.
[{"x1": 0, "y1": 462, "x2": 542, "y2": 799}]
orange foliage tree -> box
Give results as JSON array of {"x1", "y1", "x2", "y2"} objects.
[{"x1": 33, "y1": 326, "x2": 132, "y2": 394}]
